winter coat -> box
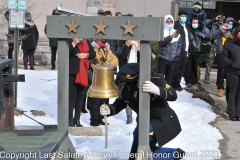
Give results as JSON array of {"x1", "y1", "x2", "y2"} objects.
[
  {"x1": 205, "y1": 18, "x2": 221, "y2": 48},
  {"x1": 222, "y1": 36, "x2": 240, "y2": 75},
  {"x1": 211, "y1": 30, "x2": 230, "y2": 54},
  {"x1": 44, "y1": 24, "x2": 58, "y2": 48},
  {"x1": 91, "y1": 42, "x2": 118, "y2": 69},
  {"x1": 186, "y1": 9, "x2": 207, "y2": 30},
  {"x1": 69, "y1": 40, "x2": 96, "y2": 75},
  {"x1": 21, "y1": 21, "x2": 39, "y2": 50},
  {"x1": 174, "y1": 21, "x2": 190, "y2": 52},
  {"x1": 158, "y1": 15, "x2": 182, "y2": 62},
  {"x1": 106, "y1": 39, "x2": 125, "y2": 58},
  {"x1": 188, "y1": 27, "x2": 210, "y2": 55},
  {"x1": 158, "y1": 36, "x2": 182, "y2": 62},
  {"x1": 109, "y1": 73, "x2": 181, "y2": 147}
]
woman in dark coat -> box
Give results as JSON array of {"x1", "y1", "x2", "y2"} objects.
[
  {"x1": 222, "y1": 26, "x2": 240, "y2": 121},
  {"x1": 21, "y1": 12, "x2": 39, "y2": 70},
  {"x1": 69, "y1": 38, "x2": 96, "y2": 127}
]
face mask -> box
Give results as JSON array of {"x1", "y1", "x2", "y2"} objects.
[
  {"x1": 165, "y1": 24, "x2": 173, "y2": 30},
  {"x1": 194, "y1": 8, "x2": 199, "y2": 12},
  {"x1": 228, "y1": 24, "x2": 233, "y2": 29},
  {"x1": 192, "y1": 24, "x2": 198, "y2": 29},
  {"x1": 180, "y1": 17, "x2": 187, "y2": 23}
]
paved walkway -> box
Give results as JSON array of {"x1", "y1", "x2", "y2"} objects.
[{"x1": 199, "y1": 68, "x2": 240, "y2": 160}]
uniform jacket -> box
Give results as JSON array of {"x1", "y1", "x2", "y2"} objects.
[
  {"x1": 109, "y1": 73, "x2": 182, "y2": 147},
  {"x1": 21, "y1": 21, "x2": 39, "y2": 50},
  {"x1": 222, "y1": 36, "x2": 240, "y2": 75},
  {"x1": 69, "y1": 40, "x2": 96, "y2": 75}
]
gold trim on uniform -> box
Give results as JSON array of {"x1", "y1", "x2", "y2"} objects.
[{"x1": 124, "y1": 74, "x2": 139, "y2": 80}]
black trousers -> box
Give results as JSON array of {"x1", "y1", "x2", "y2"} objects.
[
  {"x1": 51, "y1": 47, "x2": 57, "y2": 68},
  {"x1": 23, "y1": 49, "x2": 35, "y2": 60},
  {"x1": 87, "y1": 97, "x2": 109, "y2": 122},
  {"x1": 69, "y1": 74, "x2": 88, "y2": 116},
  {"x1": 171, "y1": 51, "x2": 188, "y2": 88},
  {"x1": 227, "y1": 72, "x2": 240, "y2": 118},
  {"x1": 216, "y1": 54, "x2": 227, "y2": 90},
  {"x1": 184, "y1": 55, "x2": 201, "y2": 85},
  {"x1": 157, "y1": 58, "x2": 175, "y2": 85},
  {"x1": 8, "y1": 43, "x2": 14, "y2": 59}
]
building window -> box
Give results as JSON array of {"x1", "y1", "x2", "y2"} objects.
[{"x1": 179, "y1": 1, "x2": 216, "y2": 9}]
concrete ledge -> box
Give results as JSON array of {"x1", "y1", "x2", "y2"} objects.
[
  {"x1": 68, "y1": 127, "x2": 103, "y2": 136},
  {"x1": 15, "y1": 126, "x2": 44, "y2": 130}
]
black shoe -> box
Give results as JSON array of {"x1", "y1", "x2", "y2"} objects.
[
  {"x1": 98, "y1": 119, "x2": 109, "y2": 125},
  {"x1": 90, "y1": 121, "x2": 100, "y2": 126},
  {"x1": 177, "y1": 86, "x2": 183, "y2": 91},
  {"x1": 236, "y1": 117, "x2": 240, "y2": 121},
  {"x1": 174, "y1": 148, "x2": 185, "y2": 160},
  {"x1": 30, "y1": 68, "x2": 35, "y2": 70},
  {"x1": 24, "y1": 66, "x2": 28, "y2": 69},
  {"x1": 82, "y1": 109, "x2": 88, "y2": 114},
  {"x1": 51, "y1": 67, "x2": 55, "y2": 70},
  {"x1": 75, "y1": 119, "x2": 83, "y2": 127}
]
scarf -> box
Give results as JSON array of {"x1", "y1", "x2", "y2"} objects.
[
  {"x1": 164, "y1": 15, "x2": 180, "y2": 43},
  {"x1": 75, "y1": 41, "x2": 90, "y2": 86}
]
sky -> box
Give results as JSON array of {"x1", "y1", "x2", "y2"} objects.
[{"x1": 15, "y1": 69, "x2": 223, "y2": 160}]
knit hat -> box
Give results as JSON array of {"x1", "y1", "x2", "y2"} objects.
[
  {"x1": 225, "y1": 17, "x2": 234, "y2": 23},
  {"x1": 25, "y1": 12, "x2": 32, "y2": 20},
  {"x1": 193, "y1": 2, "x2": 202, "y2": 9}
]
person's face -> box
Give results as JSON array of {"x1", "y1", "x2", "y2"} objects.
[
  {"x1": 192, "y1": 19, "x2": 198, "y2": 24},
  {"x1": 238, "y1": 32, "x2": 240, "y2": 36},
  {"x1": 166, "y1": 18, "x2": 173, "y2": 24},
  {"x1": 227, "y1": 21, "x2": 233, "y2": 25},
  {"x1": 73, "y1": 38, "x2": 81, "y2": 44},
  {"x1": 116, "y1": 13, "x2": 122, "y2": 17},
  {"x1": 179, "y1": 14, "x2": 187, "y2": 21},
  {"x1": 105, "y1": 15, "x2": 112, "y2": 17}
]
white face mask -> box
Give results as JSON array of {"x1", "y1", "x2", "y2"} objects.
[{"x1": 165, "y1": 24, "x2": 173, "y2": 30}]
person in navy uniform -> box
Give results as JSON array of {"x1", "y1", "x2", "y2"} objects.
[{"x1": 100, "y1": 63, "x2": 185, "y2": 160}]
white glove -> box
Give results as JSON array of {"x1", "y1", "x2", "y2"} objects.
[
  {"x1": 100, "y1": 104, "x2": 109, "y2": 116},
  {"x1": 142, "y1": 81, "x2": 160, "y2": 95}
]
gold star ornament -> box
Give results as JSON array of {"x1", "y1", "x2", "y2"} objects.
[
  {"x1": 66, "y1": 20, "x2": 80, "y2": 34},
  {"x1": 94, "y1": 20, "x2": 108, "y2": 35},
  {"x1": 121, "y1": 20, "x2": 137, "y2": 36}
]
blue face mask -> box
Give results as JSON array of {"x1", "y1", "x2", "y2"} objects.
[
  {"x1": 180, "y1": 17, "x2": 187, "y2": 23},
  {"x1": 192, "y1": 24, "x2": 198, "y2": 29},
  {"x1": 228, "y1": 24, "x2": 233, "y2": 29}
]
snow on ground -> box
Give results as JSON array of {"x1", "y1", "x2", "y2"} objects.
[{"x1": 16, "y1": 70, "x2": 223, "y2": 160}]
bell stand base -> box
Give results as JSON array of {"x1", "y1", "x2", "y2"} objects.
[{"x1": 0, "y1": 130, "x2": 82, "y2": 160}]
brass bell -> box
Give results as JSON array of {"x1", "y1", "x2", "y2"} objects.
[{"x1": 87, "y1": 63, "x2": 119, "y2": 98}]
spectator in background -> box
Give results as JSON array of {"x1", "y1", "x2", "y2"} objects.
[
  {"x1": 237, "y1": 18, "x2": 240, "y2": 24},
  {"x1": 97, "y1": 9, "x2": 104, "y2": 16},
  {"x1": 115, "y1": 12, "x2": 122, "y2": 17},
  {"x1": 21, "y1": 12, "x2": 39, "y2": 70},
  {"x1": 104, "y1": 10, "x2": 125, "y2": 63},
  {"x1": 221, "y1": 26, "x2": 240, "y2": 121},
  {"x1": 4, "y1": 10, "x2": 22, "y2": 59},
  {"x1": 186, "y1": 2, "x2": 207, "y2": 31},
  {"x1": 184, "y1": 17, "x2": 210, "y2": 87},
  {"x1": 211, "y1": 17, "x2": 234, "y2": 97},
  {"x1": 204, "y1": 13, "x2": 225, "y2": 84},
  {"x1": 171, "y1": 11, "x2": 190, "y2": 91},
  {"x1": 87, "y1": 39, "x2": 118, "y2": 126},
  {"x1": 68, "y1": 38, "x2": 96, "y2": 127},
  {"x1": 44, "y1": 9, "x2": 59, "y2": 70},
  {"x1": 157, "y1": 15, "x2": 182, "y2": 85}
]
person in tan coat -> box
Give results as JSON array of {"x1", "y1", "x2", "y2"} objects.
[{"x1": 87, "y1": 39, "x2": 119, "y2": 126}]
